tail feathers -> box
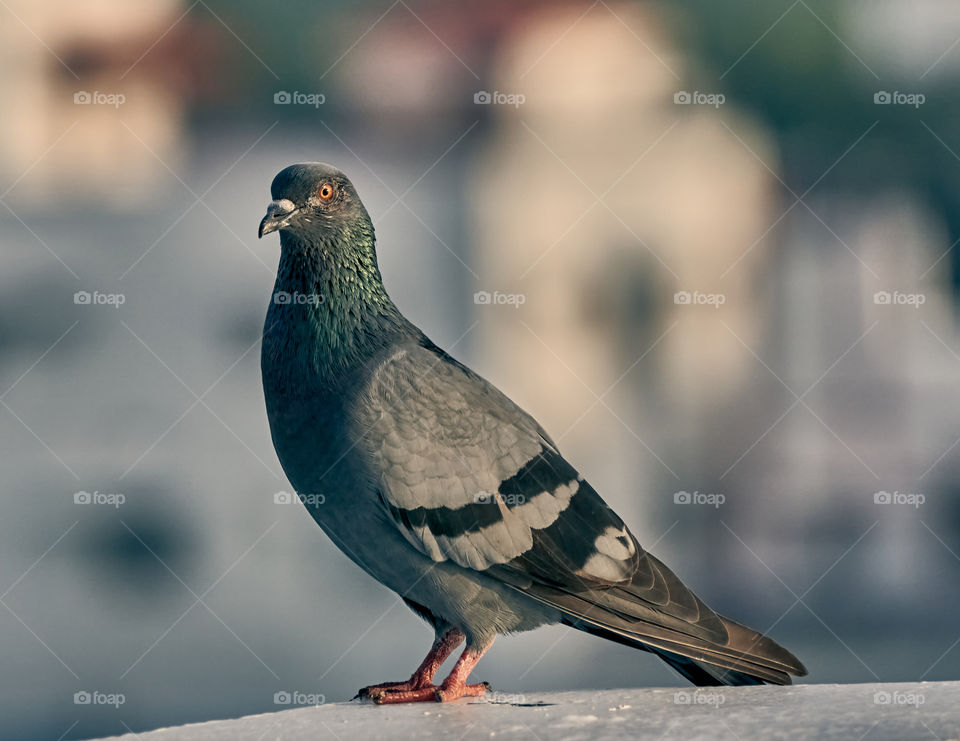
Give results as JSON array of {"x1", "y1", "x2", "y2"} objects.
[
  {"x1": 650, "y1": 649, "x2": 766, "y2": 686},
  {"x1": 560, "y1": 612, "x2": 805, "y2": 686},
  {"x1": 719, "y1": 616, "x2": 807, "y2": 679},
  {"x1": 495, "y1": 549, "x2": 807, "y2": 686}
]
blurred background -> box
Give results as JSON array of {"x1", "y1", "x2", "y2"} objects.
[{"x1": 2, "y1": 0, "x2": 959, "y2": 738}]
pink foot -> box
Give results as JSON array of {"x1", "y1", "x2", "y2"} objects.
[
  {"x1": 367, "y1": 680, "x2": 490, "y2": 704},
  {"x1": 353, "y1": 627, "x2": 466, "y2": 701},
  {"x1": 362, "y1": 642, "x2": 492, "y2": 705},
  {"x1": 355, "y1": 679, "x2": 425, "y2": 699}
]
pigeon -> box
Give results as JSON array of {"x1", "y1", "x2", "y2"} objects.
[{"x1": 257, "y1": 162, "x2": 807, "y2": 704}]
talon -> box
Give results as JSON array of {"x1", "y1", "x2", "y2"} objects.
[
  {"x1": 357, "y1": 639, "x2": 492, "y2": 704},
  {"x1": 367, "y1": 688, "x2": 386, "y2": 704}
]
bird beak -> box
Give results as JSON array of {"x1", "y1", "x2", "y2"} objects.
[{"x1": 259, "y1": 199, "x2": 299, "y2": 238}]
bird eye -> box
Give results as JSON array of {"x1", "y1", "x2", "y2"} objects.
[{"x1": 318, "y1": 183, "x2": 335, "y2": 201}]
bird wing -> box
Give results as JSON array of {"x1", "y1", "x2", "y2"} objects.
[
  {"x1": 358, "y1": 341, "x2": 730, "y2": 644},
  {"x1": 358, "y1": 341, "x2": 807, "y2": 683}
]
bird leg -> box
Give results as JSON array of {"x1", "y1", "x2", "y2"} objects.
[
  {"x1": 355, "y1": 627, "x2": 465, "y2": 699},
  {"x1": 365, "y1": 641, "x2": 492, "y2": 704}
]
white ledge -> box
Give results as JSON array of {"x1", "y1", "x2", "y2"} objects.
[{"x1": 88, "y1": 682, "x2": 959, "y2": 741}]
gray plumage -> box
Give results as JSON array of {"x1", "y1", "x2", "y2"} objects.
[{"x1": 258, "y1": 162, "x2": 806, "y2": 698}]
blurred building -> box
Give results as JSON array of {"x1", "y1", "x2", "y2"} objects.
[
  {"x1": 0, "y1": 0, "x2": 216, "y2": 205},
  {"x1": 2, "y1": 1, "x2": 960, "y2": 739},
  {"x1": 469, "y1": 3, "x2": 777, "y2": 526}
]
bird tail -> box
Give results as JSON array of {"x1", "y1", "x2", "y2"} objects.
[
  {"x1": 498, "y1": 547, "x2": 807, "y2": 686},
  {"x1": 649, "y1": 649, "x2": 766, "y2": 686},
  {"x1": 495, "y1": 528, "x2": 806, "y2": 686},
  {"x1": 561, "y1": 611, "x2": 805, "y2": 685}
]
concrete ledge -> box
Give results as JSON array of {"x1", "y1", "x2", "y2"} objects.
[{"x1": 89, "y1": 682, "x2": 959, "y2": 741}]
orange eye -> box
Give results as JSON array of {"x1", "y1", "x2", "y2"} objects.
[{"x1": 318, "y1": 183, "x2": 335, "y2": 201}]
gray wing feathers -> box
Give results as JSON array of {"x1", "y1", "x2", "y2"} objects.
[
  {"x1": 355, "y1": 343, "x2": 807, "y2": 683},
  {"x1": 357, "y1": 344, "x2": 633, "y2": 578}
]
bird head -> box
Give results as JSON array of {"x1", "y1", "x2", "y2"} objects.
[{"x1": 258, "y1": 163, "x2": 371, "y2": 241}]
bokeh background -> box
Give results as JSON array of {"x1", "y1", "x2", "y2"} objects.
[{"x1": 2, "y1": 0, "x2": 960, "y2": 738}]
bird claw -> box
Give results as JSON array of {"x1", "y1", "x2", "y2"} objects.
[
  {"x1": 359, "y1": 681, "x2": 490, "y2": 705},
  {"x1": 353, "y1": 680, "x2": 418, "y2": 701}
]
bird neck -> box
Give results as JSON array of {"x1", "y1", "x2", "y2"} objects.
[{"x1": 265, "y1": 228, "x2": 410, "y2": 383}]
